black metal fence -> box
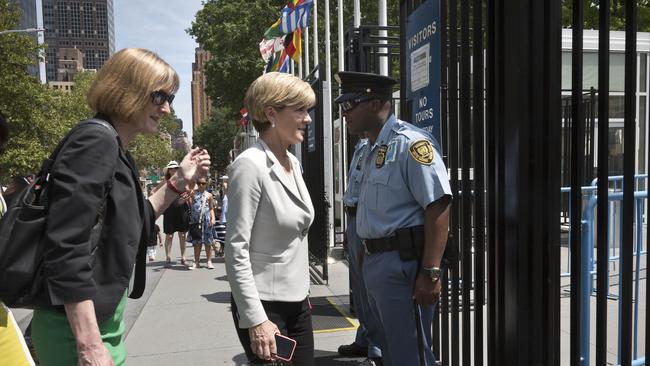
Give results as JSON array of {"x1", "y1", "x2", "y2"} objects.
[{"x1": 338, "y1": 0, "x2": 648, "y2": 364}]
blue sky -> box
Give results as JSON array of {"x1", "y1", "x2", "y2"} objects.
[{"x1": 114, "y1": 0, "x2": 205, "y2": 141}]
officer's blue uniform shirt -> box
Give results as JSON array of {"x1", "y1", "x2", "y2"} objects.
[
  {"x1": 356, "y1": 114, "x2": 452, "y2": 239},
  {"x1": 343, "y1": 138, "x2": 369, "y2": 207}
]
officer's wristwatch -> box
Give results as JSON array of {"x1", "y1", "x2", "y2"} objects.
[{"x1": 420, "y1": 266, "x2": 441, "y2": 283}]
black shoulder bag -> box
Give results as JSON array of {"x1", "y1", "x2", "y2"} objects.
[{"x1": 0, "y1": 119, "x2": 117, "y2": 308}]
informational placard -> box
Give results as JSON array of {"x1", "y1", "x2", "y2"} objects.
[{"x1": 405, "y1": 0, "x2": 441, "y2": 144}]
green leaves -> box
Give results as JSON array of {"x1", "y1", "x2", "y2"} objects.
[{"x1": 192, "y1": 107, "x2": 239, "y2": 177}]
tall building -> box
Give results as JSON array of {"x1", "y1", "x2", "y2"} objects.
[
  {"x1": 15, "y1": 0, "x2": 37, "y2": 31},
  {"x1": 13, "y1": 0, "x2": 40, "y2": 79},
  {"x1": 191, "y1": 47, "x2": 212, "y2": 130},
  {"x1": 170, "y1": 118, "x2": 189, "y2": 152},
  {"x1": 48, "y1": 47, "x2": 85, "y2": 92},
  {"x1": 41, "y1": 0, "x2": 115, "y2": 82}
]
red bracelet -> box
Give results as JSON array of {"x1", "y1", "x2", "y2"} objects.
[{"x1": 166, "y1": 179, "x2": 189, "y2": 199}]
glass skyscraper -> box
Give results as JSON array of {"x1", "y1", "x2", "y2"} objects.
[{"x1": 41, "y1": 0, "x2": 114, "y2": 81}]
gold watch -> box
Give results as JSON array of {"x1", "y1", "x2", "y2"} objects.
[{"x1": 420, "y1": 266, "x2": 441, "y2": 283}]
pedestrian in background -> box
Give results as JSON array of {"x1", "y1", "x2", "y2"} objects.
[
  {"x1": 335, "y1": 71, "x2": 452, "y2": 366},
  {"x1": 225, "y1": 72, "x2": 315, "y2": 365},
  {"x1": 29, "y1": 48, "x2": 211, "y2": 366},
  {"x1": 213, "y1": 179, "x2": 228, "y2": 257},
  {"x1": 161, "y1": 161, "x2": 190, "y2": 266},
  {"x1": 188, "y1": 178, "x2": 216, "y2": 269},
  {"x1": 147, "y1": 223, "x2": 163, "y2": 262}
]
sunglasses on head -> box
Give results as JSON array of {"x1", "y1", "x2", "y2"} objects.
[
  {"x1": 151, "y1": 90, "x2": 175, "y2": 106},
  {"x1": 340, "y1": 96, "x2": 374, "y2": 113}
]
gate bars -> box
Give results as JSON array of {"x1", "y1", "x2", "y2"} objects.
[{"x1": 396, "y1": 0, "x2": 647, "y2": 364}]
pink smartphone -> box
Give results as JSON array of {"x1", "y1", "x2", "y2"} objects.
[{"x1": 274, "y1": 333, "x2": 297, "y2": 362}]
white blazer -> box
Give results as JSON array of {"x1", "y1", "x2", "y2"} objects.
[{"x1": 224, "y1": 140, "x2": 315, "y2": 329}]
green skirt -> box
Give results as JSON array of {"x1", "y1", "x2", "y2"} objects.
[{"x1": 31, "y1": 291, "x2": 128, "y2": 366}]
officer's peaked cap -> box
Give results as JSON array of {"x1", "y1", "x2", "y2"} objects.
[{"x1": 334, "y1": 71, "x2": 396, "y2": 103}]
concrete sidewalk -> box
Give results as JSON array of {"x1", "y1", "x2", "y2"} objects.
[{"x1": 122, "y1": 234, "x2": 362, "y2": 366}]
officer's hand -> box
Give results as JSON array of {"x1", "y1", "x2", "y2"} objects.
[
  {"x1": 413, "y1": 273, "x2": 442, "y2": 306},
  {"x1": 248, "y1": 320, "x2": 280, "y2": 361}
]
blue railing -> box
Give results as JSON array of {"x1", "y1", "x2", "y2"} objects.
[{"x1": 561, "y1": 175, "x2": 647, "y2": 365}]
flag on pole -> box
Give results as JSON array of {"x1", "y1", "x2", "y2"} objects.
[
  {"x1": 283, "y1": 29, "x2": 301, "y2": 62},
  {"x1": 280, "y1": 0, "x2": 313, "y2": 34},
  {"x1": 264, "y1": 0, "x2": 313, "y2": 39},
  {"x1": 264, "y1": 18, "x2": 282, "y2": 39},
  {"x1": 259, "y1": 36, "x2": 285, "y2": 63},
  {"x1": 265, "y1": 49, "x2": 291, "y2": 73}
]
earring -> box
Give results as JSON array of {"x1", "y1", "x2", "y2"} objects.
[{"x1": 271, "y1": 121, "x2": 276, "y2": 128}]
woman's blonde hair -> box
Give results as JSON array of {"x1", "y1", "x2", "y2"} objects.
[
  {"x1": 244, "y1": 72, "x2": 316, "y2": 132},
  {"x1": 87, "y1": 48, "x2": 179, "y2": 124}
]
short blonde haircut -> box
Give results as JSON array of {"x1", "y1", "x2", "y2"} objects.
[
  {"x1": 244, "y1": 72, "x2": 316, "y2": 132},
  {"x1": 87, "y1": 48, "x2": 179, "y2": 125}
]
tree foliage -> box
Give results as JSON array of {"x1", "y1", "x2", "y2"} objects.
[
  {"x1": 562, "y1": 0, "x2": 650, "y2": 31},
  {"x1": 192, "y1": 107, "x2": 239, "y2": 178},
  {"x1": 1, "y1": 0, "x2": 184, "y2": 181},
  {"x1": 0, "y1": 0, "x2": 73, "y2": 179},
  {"x1": 188, "y1": 0, "x2": 400, "y2": 116}
]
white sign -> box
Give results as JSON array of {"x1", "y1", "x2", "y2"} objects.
[{"x1": 410, "y1": 43, "x2": 430, "y2": 92}]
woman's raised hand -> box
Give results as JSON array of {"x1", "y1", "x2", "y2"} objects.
[{"x1": 179, "y1": 148, "x2": 211, "y2": 188}]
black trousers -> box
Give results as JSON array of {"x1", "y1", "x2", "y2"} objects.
[{"x1": 230, "y1": 295, "x2": 314, "y2": 365}]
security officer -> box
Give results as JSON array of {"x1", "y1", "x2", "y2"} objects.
[
  {"x1": 337, "y1": 134, "x2": 383, "y2": 365},
  {"x1": 334, "y1": 71, "x2": 452, "y2": 366}
]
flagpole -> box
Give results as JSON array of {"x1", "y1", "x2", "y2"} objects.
[
  {"x1": 337, "y1": 0, "x2": 348, "y2": 242},
  {"x1": 313, "y1": 0, "x2": 319, "y2": 77},
  {"x1": 378, "y1": 0, "x2": 388, "y2": 76},
  {"x1": 354, "y1": 0, "x2": 360, "y2": 28},
  {"x1": 322, "y1": 0, "x2": 335, "y2": 257},
  {"x1": 338, "y1": 0, "x2": 344, "y2": 72},
  {"x1": 305, "y1": 23, "x2": 310, "y2": 74}
]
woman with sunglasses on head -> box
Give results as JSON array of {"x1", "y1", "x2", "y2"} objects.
[
  {"x1": 225, "y1": 72, "x2": 316, "y2": 365},
  {"x1": 187, "y1": 178, "x2": 216, "y2": 269},
  {"x1": 30, "y1": 48, "x2": 211, "y2": 366}
]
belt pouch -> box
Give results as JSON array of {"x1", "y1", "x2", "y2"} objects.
[{"x1": 397, "y1": 226, "x2": 424, "y2": 261}]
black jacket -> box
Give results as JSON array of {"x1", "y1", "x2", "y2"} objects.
[{"x1": 42, "y1": 115, "x2": 154, "y2": 322}]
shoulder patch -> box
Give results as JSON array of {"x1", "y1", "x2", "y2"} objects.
[{"x1": 409, "y1": 139, "x2": 434, "y2": 165}]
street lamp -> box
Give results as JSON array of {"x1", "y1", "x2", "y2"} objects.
[{"x1": 0, "y1": 28, "x2": 45, "y2": 35}]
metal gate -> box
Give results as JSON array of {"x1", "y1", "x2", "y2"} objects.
[
  {"x1": 303, "y1": 67, "x2": 329, "y2": 283},
  {"x1": 340, "y1": 0, "x2": 647, "y2": 364}
]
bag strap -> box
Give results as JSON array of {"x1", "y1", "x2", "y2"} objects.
[
  {"x1": 39, "y1": 119, "x2": 118, "y2": 187},
  {"x1": 198, "y1": 194, "x2": 207, "y2": 225}
]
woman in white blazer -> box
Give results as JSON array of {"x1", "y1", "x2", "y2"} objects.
[{"x1": 225, "y1": 72, "x2": 316, "y2": 365}]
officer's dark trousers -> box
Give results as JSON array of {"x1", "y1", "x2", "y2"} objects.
[
  {"x1": 347, "y1": 214, "x2": 383, "y2": 358},
  {"x1": 363, "y1": 251, "x2": 436, "y2": 366},
  {"x1": 230, "y1": 295, "x2": 314, "y2": 365}
]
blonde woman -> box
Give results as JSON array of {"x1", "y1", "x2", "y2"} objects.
[
  {"x1": 225, "y1": 72, "x2": 316, "y2": 365},
  {"x1": 31, "y1": 48, "x2": 211, "y2": 366}
]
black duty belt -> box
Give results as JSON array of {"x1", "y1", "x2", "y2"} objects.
[
  {"x1": 361, "y1": 225, "x2": 425, "y2": 256},
  {"x1": 345, "y1": 205, "x2": 357, "y2": 216},
  {"x1": 362, "y1": 237, "x2": 400, "y2": 254}
]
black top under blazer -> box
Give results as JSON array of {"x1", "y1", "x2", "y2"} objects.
[{"x1": 42, "y1": 114, "x2": 154, "y2": 322}]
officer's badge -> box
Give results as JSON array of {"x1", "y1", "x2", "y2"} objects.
[
  {"x1": 376, "y1": 145, "x2": 388, "y2": 168},
  {"x1": 409, "y1": 139, "x2": 434, "y2": 165}
]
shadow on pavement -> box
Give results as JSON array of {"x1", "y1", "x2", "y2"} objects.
[
  {"x1": 315, "y1": 355, "x2": 365, "y2": 365},
  {"x1": 201, "y1": 291, "x2": 232, "y2": 303}
]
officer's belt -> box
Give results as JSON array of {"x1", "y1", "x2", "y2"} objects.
[
  {"x1": 361, "y1": 225, "x2": 424, "y2": 255},
  {"x1": 344, "y1": 205, "x2": 357, "y2": 216}
]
